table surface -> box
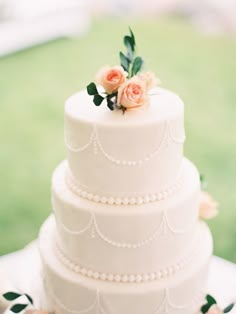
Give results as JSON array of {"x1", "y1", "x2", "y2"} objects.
[{"x1": 0, "y1": 242, "x2": 236, "y2": 313}]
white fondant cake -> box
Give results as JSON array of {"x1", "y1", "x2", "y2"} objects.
[{"x1": 39, "y1": 83, "x2": 213, "y2": 313}]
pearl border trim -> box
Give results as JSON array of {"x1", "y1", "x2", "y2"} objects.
[
  {"x1": 65, "y1": 166, "x2": 184, "y2": 205},
  {"x1": 55, "y1": 230, "x2": 201, "y2": 283}
]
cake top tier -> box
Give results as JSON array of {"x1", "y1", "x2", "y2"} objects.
[
  {"x1": 64, "y1": 29, "x2": 186, "y2": 204},
  {"x1": 64, "y1": 86, "x2": 185, "y2": 204},
  {"x1": 65, "y1": 87, "x2": 184, "y2": 126}
]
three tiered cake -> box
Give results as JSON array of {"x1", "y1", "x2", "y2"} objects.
[{"x1": 39, "y1": 30, "x2": 213, "y2": 314}]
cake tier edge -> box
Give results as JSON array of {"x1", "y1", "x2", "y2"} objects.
[
  {"x1": 39, "y1": 216, "x2": 212, "y2": 314},
  {"x1": 52, "y1": 158, "x2": 201, "y2": 276}
]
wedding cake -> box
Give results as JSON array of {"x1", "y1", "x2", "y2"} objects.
[{"x1": 39, "y1": 29, "x2": 213, "y2": 314}]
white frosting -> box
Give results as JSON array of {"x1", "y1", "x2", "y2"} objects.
[
  {"x1": 55, "y1": 220, "x2": 206, "y2": 283},
  {"x1": 65, "y1": 162, "x2": 184, "y2": 205},
  {"x1": 39, "y1": 215, "x2": 212, "y2": 314},
  {"x1": 52, "y1": 158, "x2": 201, "y2": 276},
  {"x1": 38, "y1": 85, "x2": 214, "y2": 314},
  {"x1": 65, "y1": 88, "x2": 185, "y2": 198}
]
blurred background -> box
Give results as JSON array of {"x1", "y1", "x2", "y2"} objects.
[{"x1": 0, "y1": 0, "x2": 235, "y2": 261}]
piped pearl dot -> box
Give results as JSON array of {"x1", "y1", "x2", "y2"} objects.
[
  {"x1": 150, "y1": 273, "x2": 156, "y2": 280},
  {"x1": 81, "y1": 191, "x2": 87, "y2": 198},
  {"x1": 137, "y1": 197, "x2": 143, "y2": 205},
  {"x1": 175, "y1": 263, "x2": 181, "y2": 271},
  {"x1": 123, "y1": 198, "x2": 129, "y2": 205},
  {"x1": 129, "y1": 275, "x2": 135, "y2": 282},
  {"x1": 125, "y1": 244, "x2": 132, "y2": 249},
  {"x1": 93, "y1": 272, "x2": 99, "y2": 279},
  {"x1": 87, "y1": 193, "x2": 93, "y2": 200},
  {"x1": 143, "y1": 196, "x2": 150, "y2": 203},
  {"x1": 122, "y1": 275, "x2": 128, "y2": 282},
  {"x1": 93, "y1": 195, "x2": 100, "y2": 202},
  {"x1": 136, "y1": 275, "x2": 142, "y2": 283},
  {"x1": 88, "y1": 270, "x2": 93, "y2": 277},
  {"x1": 108, "y1": 274, "x2": 114, "y2": 281},
  {"x1": 74, "y1": 265, "x2": 80, "y2": 273},
  {"x1": 101, "y1": 197, "x2": 107, "y2": 204},
  {"x1": 143, "y1": 274, "x2": 150, "y2": 282},
  {"x1": 115, "y1": 198, "x2": 122, "y2": 205},
  {"x1": 151, "y1": 194, "x2": 157, "y2": 202},
  {"x1": 162, "y1": 191, "x2": 168, "y2": 198},
  {"x1": 115, "y1": 275, "x2": 121, "y2": 282},
  {"x1": 101, "y1": 273, "x2": 107, "y2": 281},
  {"x1": 163, "y1": 269, "x2": 169, "y2": 276},
  {"x1": 130, "y1": 198, "x2": 136, "y2": 205},
  {"x1": 108, "y1": 197, "x2": 114, "y2": 205}
]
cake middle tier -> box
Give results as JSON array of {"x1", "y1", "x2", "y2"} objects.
[
  {"x1": 52, "y1": 158, "x2": 200, "y2": 280},
  {"x1": 64, "y1": 88, "x2": 185, "y2": 202}
]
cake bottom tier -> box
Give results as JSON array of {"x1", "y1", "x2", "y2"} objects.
[{"x1": 39, "y1": 216, "x2": 212, "y2": 314}]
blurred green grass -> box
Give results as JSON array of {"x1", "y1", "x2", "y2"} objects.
[{"x1": 0, "y1": 17, "x2": 236, "y2": 261}]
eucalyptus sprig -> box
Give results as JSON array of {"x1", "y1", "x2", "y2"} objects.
[
  {"x1": 87, "y1": 82, "x2": 104, "y2": 107},
  {"x1": 201, "y1": 294, "x2": 234, "y2": 313},
  {"x1": 86, "y1": 82, "x2": 120, "y2": 111},
  {"x1": 3, "y1": 291, "x2": 33, "y2": 313},
  {"x1": 119, "y1": 28, "x2": 143, "y2": 77}
]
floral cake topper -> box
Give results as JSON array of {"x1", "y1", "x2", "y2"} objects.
[{"x1": 87, "y1": 28, "x2": 160, "y2": 112}]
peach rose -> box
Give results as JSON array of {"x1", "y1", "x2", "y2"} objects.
[
  {"x1": 95, "y1": 65, "x2": 128, "y2": 94},
  {"x1": 206, "y1": 304, "x2": 223, "y2": 314},
  {"x1": 138, "y1": 71, "x2": 160, "y2": 90},
  {"x1": 199, "y1": 191, "x2": 218, "y2": 220},
  {"x1": 117, "y1": 77, "x2": 148, "y2": 109}
]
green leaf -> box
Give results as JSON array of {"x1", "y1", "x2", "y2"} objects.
[
  {"x1": 129, "y1": 27, "x2": 135, "y2": 47},
  {"x1": 25, "y1": 294, "x2": 33, "y2": 305},
  {"x1": 10, "y1": 304, "x2": 28, "y2": 313},
  {"x1": 201, "y1": 303, "x2": 211, "y2": 314},
  {"x1": 206, "y1": 295, "x2": 217, "y2": 306},
  {"x1": 131, "y1": 56, "x2": 143, "y2": 76},
  {"x1": 3, "y1": 292, "x2": 21, "y2": 301},
  {"x1": 123, "y1": 29, "x2": 135, "y2": 52},
  {"x1": 119, "y1": 51, "x2": 130, "y2": 72},
  {"x1": 224, "y1": 303, "x2": 234, "y2": 313},
  {"x1": 87, "y1": 82, "x2": 98, "y2": 96},
  {"x1": 107, "y1": 98, "x2": 114, "y2": 111},
  {"x1": 93, "y1": 94, "x2": 104, "y2": 106},
  {"x1": 123, "y1": 39, "x2": 133, "y2": 62},
  {"x1": 124, "y1": 36, "x2": 134, "y2": 56}
]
